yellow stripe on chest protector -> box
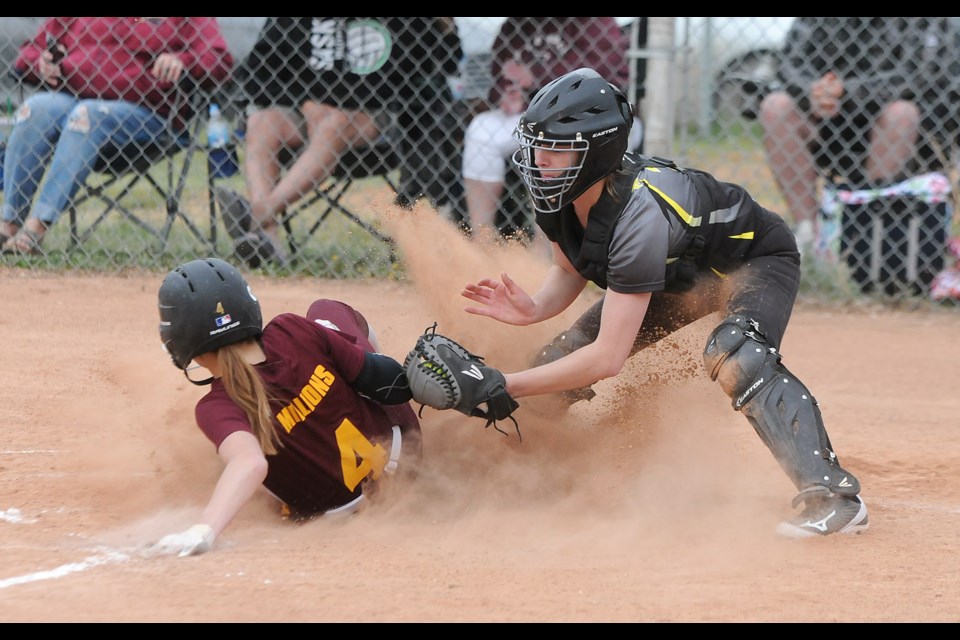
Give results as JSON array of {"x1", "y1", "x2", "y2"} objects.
[
  {"x1": 634, "y1": 177, "x2": 702, "y2": 227},
  {"x1": 728, "y1": 231, "x2": 754, "y2": 240}
]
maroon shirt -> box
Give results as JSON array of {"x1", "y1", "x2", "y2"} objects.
[
  {"x1": 15, "y1": 17, "x2": 233, "y2": 130},
  {"x1": 195, "y1": 300, "x2": 420, "y2": 517},
  {"x1": 487, "y1": 17, "x2": 629, "y2": 108}
]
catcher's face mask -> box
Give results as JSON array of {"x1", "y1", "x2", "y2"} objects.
[
  {"x1": 512, "y1": 67, "x2": 633, "y2": 215},
  {"x1": 512, "y1": 136, "x2": 588, "y2": 214}
]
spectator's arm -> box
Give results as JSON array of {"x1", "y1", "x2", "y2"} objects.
[
  {"x1": 776, "y1": 18, "x2": 822, "y2": 112},
  {"x1": 179, "y1": 17, "x2": 234, "y2": 88},
  {"x1": 13, "y1": 17, "x2": 70, "y2": 85}
]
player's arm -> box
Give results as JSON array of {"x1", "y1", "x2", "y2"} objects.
[
  {"x1": 530, "y1": 246, "x2": 590, "y2": 321},
  {"x1": 351, "y1": 352, "x2": 414, "y2": 405},
  {"x1": 200, "y1": 430, "x2": 270, "y2": 535},
  {"x1": 504, "y1": 289, "x2": 651, "y2": 398},
  {"x1": 152, "y1": 430, "x2": 267, "y2": 557}
]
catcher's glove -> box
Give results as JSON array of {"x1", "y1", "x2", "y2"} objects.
[{"x1": 404, "y1": 323, "x2": 521, "y2": 440}]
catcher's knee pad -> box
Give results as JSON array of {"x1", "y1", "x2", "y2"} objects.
[
  {"x1": 532, "y1": 328, "x2": 597, "y2": 403},
  {"x1": 703, "y1": 315, "x2": 860, "y2": 495}
]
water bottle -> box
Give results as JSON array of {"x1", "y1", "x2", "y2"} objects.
[{"x1": 207, "y1": 103, "x2": 238, "y2": 178}]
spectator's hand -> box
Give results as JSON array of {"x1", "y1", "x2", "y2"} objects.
[
  {"x1": 151, "y1": 53, "x2": 185, "y2": 85},
  {"x1": 810, "y1": 71, "x2": 844, "y2": 120},
  {"x1": 38, "y1": 49, "x2": 63, "y2": 87}
]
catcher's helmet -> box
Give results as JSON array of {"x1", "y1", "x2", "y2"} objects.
[
  {"x1": 158, "y1": 258, "x2": 262, "y2": 370},
  {"x1": 512, "y1": 67, "x2": 634, "y2": 214}
]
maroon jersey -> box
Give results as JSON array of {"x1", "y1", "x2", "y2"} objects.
[{"x1": 195, "y1": 300, "x2": 420, "y2": 517}]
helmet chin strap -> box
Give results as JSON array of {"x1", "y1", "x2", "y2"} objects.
[{"x1": 183, "y1": 364, "x2": 214, "y2": 386}]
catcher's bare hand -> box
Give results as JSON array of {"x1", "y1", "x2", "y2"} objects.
[{"x1": 462, "y1": 272, "x2": 535, "y2": 326}]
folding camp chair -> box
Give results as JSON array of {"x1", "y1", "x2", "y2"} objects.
[
  {"x1": 272, "y1": 134, "x2": 401, "y2": 259},
  {"x1": 64, "y1": 83, "x2": 214, "y2": 252},
  {"x1": 206, "y1": 75, "x2": 469, "y2": 267}
]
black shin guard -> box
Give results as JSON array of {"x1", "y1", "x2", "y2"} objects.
[
  {"x1": 532, "y1": 328, "x2": 597, "y2": 403},
  {"x1": 704, "y1": 315, "x2": 860, "y2": 494}
]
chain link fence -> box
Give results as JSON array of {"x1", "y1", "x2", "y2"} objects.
[{"x1": 1, "y1": 17, "x2": 958, "y2": 308}]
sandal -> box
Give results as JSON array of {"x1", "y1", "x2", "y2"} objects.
[
  {"x1": 2, "y1": 227, "x2": 45, "y2": 256},
  {"x1": 0, "y1": 223, "x2": 19, "y2": 252}
]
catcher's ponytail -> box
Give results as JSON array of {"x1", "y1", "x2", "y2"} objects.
[{"x1": 218, "y1": 342, "x2": 282, "y2": 455}]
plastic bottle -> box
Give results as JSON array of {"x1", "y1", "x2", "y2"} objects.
[{"x1": 207, "y1": 103, "x2": 238, "y2": 178}]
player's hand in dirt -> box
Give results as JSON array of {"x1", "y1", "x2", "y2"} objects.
[{"x1": 150, "y1": 524, "x2": 216, "y2": 557}]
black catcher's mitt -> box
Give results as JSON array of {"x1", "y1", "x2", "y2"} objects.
[{"x1": 404, "y1": 323, "x2": 521, "y2": 439}]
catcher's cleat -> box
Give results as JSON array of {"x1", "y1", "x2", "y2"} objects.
[{"x1": 776, "y1": 488, "x2": 869, "y2": 538}]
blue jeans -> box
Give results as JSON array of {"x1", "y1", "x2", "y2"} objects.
[{"x1": 1, "y1": 92, "x2": 176, "y2": 228}]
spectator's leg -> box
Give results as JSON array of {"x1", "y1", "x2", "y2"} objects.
[
  {"x1": 244, "y1": 107, "x2": 304, "y2": 239},
  {"x1": 866, "y1": 100, "x2": 919, "y2": 182},
  {"x1": 462, "y1": 109, "x2": 521, "y2": 243},
  {"x1": 27, "y1": 99, "x2": 167, "y2": 240},
  {"x1": 1, "y1": 92, "x2": 76, "y2": 241},
  {"x1": 250, "y1": 101, "x2": 379, "y2": 251},
  {"x1": 759, "y1": 91, "x2": 818, "y2": 248}
]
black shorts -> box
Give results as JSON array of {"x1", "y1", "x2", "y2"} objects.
[{"x1": 810, "y1": 111, "x2": 875, "y2": 185}]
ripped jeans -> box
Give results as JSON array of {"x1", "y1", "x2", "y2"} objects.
[{"x1": 1, "y1": 92, "x2": 173, "y2": 228}]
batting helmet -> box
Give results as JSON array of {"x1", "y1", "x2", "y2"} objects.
[
  {"x1": 512, "y1": 67, "x2": 634, "y2": 214},
  {"x1": 158, "y1": 258, "x2": 262, "y2": 370}
]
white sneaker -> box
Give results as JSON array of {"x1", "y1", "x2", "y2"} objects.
[{"x1": 776, "y1": 492, "x2": 869, "y2": 538}]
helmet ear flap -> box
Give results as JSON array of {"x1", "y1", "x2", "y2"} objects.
[
  {"x1": 609, "y1": 82, "x2": 634, "y2": 125},
  {"x1": 621, "y1": 96, "x2": 635, "y2": 124}
]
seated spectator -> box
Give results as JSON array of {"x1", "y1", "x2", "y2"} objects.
[
  {"x1": 215, "y1": 17, "x2": 461, "y2": 268},
  {"x1": 461, "y1": 17, "x2": 643, "y2": 247},
  {"x1": 1, "y1": 17, "x2": 233, "y2": 256},
  {"x1": 758, "y1": 17, "x2": 960, "y2": 254}
]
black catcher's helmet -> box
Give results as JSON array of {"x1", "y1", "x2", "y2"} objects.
[
  {"x1": 512, "y1": 67, "x2": 634, "y2": 214},
  {"x1": 158, "y1": 258, "x2": 262, "y2": 370}
]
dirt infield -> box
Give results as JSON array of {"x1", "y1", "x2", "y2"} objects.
[{"x1": 2, "y1": 206, "x2": 959, "y2": 622}]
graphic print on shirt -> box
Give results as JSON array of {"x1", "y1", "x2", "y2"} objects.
[
  {"x1": 309, "y1": 18, "x2": 392, "y2": 75},
  {"x1": 276, "y1": 364, "x2": 336, "y2": 433}
]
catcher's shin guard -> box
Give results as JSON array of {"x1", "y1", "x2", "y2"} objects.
[
  {"x1": 703, "y1": 315, "x2": 860, "y2": 495},
  {"x1": 532, "y1": 327, "x2": 597, "y2": 403}
]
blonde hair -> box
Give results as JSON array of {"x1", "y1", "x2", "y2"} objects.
[{"x1": 217, "y1": 341, "x2": 282, "y2": 455}]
